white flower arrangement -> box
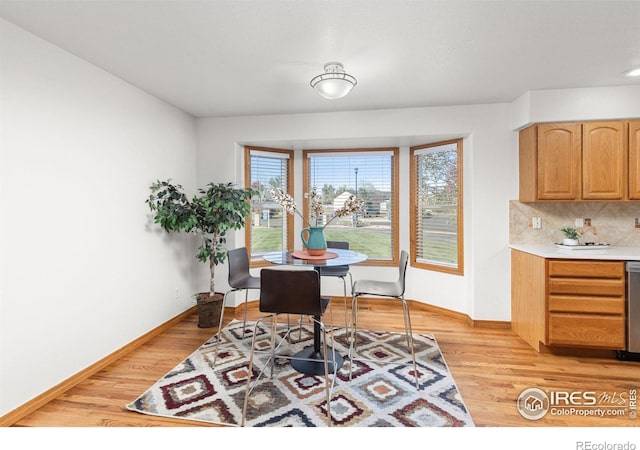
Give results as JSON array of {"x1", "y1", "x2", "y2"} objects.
[{"x1": 271, "y1": 187, "x2": 364, "y2": 229}]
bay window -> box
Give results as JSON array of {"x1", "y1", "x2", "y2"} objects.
[
  {"x1": 303, "y1": 148, "x2": 399, "y2": 265},
  {"x1": 410, "y1": 139, "x2": 464, "y2": 275},
  {"x1": 244, "y1": 146, "x2": 294, "y2": 265}
]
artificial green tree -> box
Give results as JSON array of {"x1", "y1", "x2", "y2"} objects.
[{"x1": 146, "y1": 179, "x2": 256, "y2": 299}]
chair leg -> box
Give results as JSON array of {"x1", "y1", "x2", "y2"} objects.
[
  {"x1": 352, "y1": 294, "x2": 359, "y2": 350},
  {"x1": 285, "y1": 314, "x2": 292, "y2": 343},
  {"x1": 296, "y1": 314, "x2": 314, "y2": 339},
  {"x1": 400, "y1": 296, "x2": 419, "y2": 389},
  {"x1": 242, "y1": 289, "x2": 249, "y2": 338},
  {"x1": 341, "y1": 276, "x2": 348, "y2": 332},
  {"x1": 328, "y1": 318, "x2": 338, "y2": 386},
  {"x1": 244, "y1": 314, "x2": 334, "y2": 427},
  {"x1": 347, "y1": 272, "x2": 353, "y2": 319},
  {"x1": 320, "y1": 323, "x2": 333, "y2": 427},
  {"x1": 298, "y1": 314, "x2": 304, "y2": 340},
  {"x1": 269, "y1": 318, "x2": 278, "y2": 378},
  {"x1": 212, "y1": 289, "x2": 234, "y2": 368},
  {"x1": 241, "y1": 319, "x2": 261, "y2": 427},
  {"x1": 242, "y1": 313, "x2": 292, "y2": 426},
  {"x1": 348, "y1": 294, "x2": 359, "y2": 381}
]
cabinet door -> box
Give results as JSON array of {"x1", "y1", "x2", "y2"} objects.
[
  {"x1": 582, "y1": 121, "x2": 627, "y2": 200},
  {"x1": 630, "y1": 120, "x2": 640, "y2": 200},
  {"x1": 548, "y1": 313, "x2": 625, "y2": 349},
  {"x1": 537, "y1": 123, "x2": 581, "y2": 200}
]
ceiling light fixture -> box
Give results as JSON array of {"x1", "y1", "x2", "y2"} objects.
[
  {"x1": 310, "y1": 62, "x2": 357, "y2": 99},
  {"x1": 624, "y1": 67, "x2": 640, "y2": 77}
]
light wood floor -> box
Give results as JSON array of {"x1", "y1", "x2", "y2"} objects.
[{"x1": 9, "y1": 298, "x2": 640, "y2": 427}]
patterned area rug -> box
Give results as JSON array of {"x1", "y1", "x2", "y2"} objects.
[{"x1": 126, "y1": 319, "x2": 474, "y2": 427}]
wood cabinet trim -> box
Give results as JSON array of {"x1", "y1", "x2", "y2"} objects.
[
  {"x1": 518, "y1": 125, "x2": 538, "y2": 202},
  {"x1": 510, "y1": 250, "x2": 546, "y2": 351},
  {"x1": 630, "y1": 120, "x2": 640, "y2": 200}
]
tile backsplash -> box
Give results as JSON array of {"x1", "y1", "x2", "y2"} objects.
[{"x1": 509, "y1": 201, "x2": 640, "y2": 246}]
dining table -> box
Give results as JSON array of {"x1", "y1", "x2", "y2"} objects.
[{"x1": 262, "y1": 247, "x2": 368, "y2": 376}]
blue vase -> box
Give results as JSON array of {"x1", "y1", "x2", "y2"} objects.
[{"x1": 300, "y1": 226, "x2": 327, "y2": 256}]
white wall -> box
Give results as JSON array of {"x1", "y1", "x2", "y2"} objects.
[
  {"x1": 511, "y1": 85, "x2": 640, "y2": 129},
  {"x1": 195, "y1": 103, "x2": 517, "y2": 323},
  {"x1": 0, "y1": 19, "x2": 197, "y2": 416}
]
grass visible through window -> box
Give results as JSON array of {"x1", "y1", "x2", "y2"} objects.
[{"x1": 251, "y1": 227, "x2": 392, "y2": 259}]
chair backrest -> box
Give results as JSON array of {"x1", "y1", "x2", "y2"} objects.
[
  {"x1": 326, "y1": 240, "x2": 349, "y2": 251},
  {"x1": 227, "y1": 247, "x2": 250, "y2": 288},
  {"x1": 397, "y1": 250, "x2": 409, "y2": 295},
  {"x1": 259, "y1": 269, "x2": 324, "y2": 316},
  {"x1": 325, "y1": 241, "x2": 349, "y2": 271}
]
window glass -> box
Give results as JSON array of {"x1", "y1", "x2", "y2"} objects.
[
  {"x1": 410, "y1": 139, "x2": 463, "y2": 275},
  {"x1": 304, "y1": 149, "x2": 398, "y2": 264},
  {"x1": 245, "y1": 147, "x2": 293, "y2": 263}
]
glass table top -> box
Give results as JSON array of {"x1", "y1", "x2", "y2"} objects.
[{"x1": 262, "y1": 248, "x2": 368, "y2": 267}]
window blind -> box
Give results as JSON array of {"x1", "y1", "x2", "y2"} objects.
[
  {"x1": 305, "y1": 149, "x2": 396, "y2": 261},
  {"x1": 412, "y1": 141, "x2": 461, "y2": 270},
  {"x1": 247, "y1": 148, "x2": 292, "y2": 258}
]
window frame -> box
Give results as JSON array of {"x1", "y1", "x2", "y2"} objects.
[
  {"x1": 244, "y1": 146, "x2": 294, "y2": 267},
  {"x1": 410, "y1": 138, "x2": 464, "y2": 275},
  {"x1": 303, "y1": 147, "x2": 399, "y2": 267}
]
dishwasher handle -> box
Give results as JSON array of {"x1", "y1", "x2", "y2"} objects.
[{"x1": 628, "y1": 261, "x2": 640, "y2": 272}]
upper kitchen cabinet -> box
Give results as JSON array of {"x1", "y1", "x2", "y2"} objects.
[
  {"x1": 630, "y1": 120, "x2": 640, "y2": 200},
  {"x1": 582, "y1": 121, "x2": 627, "y2": 200},
  {"x1": 519, "y1": 120, "x2": 638, "y2": 202},
  {"x1": 519, "y1": 122, "x2": 582, "y2": 201}
]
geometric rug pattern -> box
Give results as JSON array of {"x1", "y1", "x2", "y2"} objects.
[{"x1": 126, "y1": 319, "x2": 474, "y2": 427}]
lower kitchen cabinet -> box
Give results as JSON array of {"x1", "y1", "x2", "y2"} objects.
[{"x1": 511, "y1": 250, "x2": 626, "y2": 351}]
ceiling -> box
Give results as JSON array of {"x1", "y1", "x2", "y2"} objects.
[{"x1": 1, "y1": 0, "x2": 639, "y2": 119}]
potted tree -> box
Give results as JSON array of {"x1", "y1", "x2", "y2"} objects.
[{"x1": 146, "y1": 179, "x2": 256, "y2": 327}]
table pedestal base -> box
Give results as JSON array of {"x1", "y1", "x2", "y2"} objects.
[{"x1": 291, "y1": 346, "x2": 343, "y2": 375}]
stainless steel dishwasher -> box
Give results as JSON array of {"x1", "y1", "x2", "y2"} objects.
[{"x1": 617, "y1": 261, "x2": 640, "y2": 361}]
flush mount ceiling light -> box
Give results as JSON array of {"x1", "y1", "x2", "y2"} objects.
[
  {"x1": 624, "y1": 67, "x2": 640, "y2": 77},
  {"x1": 310, "y1": 62, "x2": 357, "y2": 99}
]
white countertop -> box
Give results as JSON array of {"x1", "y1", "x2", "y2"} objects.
[{"x1": 509, "y1": 243, "x2": 640, "y2": 260}]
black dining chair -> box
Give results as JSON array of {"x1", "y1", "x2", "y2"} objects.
[
  {"x1": 348, "y1": 250, "x2": 419, "y2": 389},
  {"x1": 212, "y1": 247, "x2": 260, "y2": 367},
  {"x1": 318, "y1": 240, "x2": 353, "y2": 332},
  {"x1": 241, "y1": 268, "x2": 337, "y2": 426}
]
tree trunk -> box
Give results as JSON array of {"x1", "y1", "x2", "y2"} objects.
[
  {"x1": 198, "y1": 257, "x2": 222, "y2": 328},
  {"x1": 209, "y1": 258, "x2": 215, "y2": 297}
]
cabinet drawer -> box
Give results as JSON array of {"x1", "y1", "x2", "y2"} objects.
[
  {"x1": 548, "y1": 295, "x2": 625, "y2": 314},
  {"x1": 548, "y1": 277, "x2": 625, "y2": 296},
  {"x1": 548, "y1": 313, "x2": 625, "y2": 349},
  {"x1": 548, "y1": 260, "x2": 624, "y2": 278}
]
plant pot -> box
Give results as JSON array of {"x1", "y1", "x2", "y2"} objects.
[
  {"x1": 563, "y1": 238, "x2": 580, "y2": 246},
  {"x1": 196, "y1": 292, "x2": 224, "y2": 328}
]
